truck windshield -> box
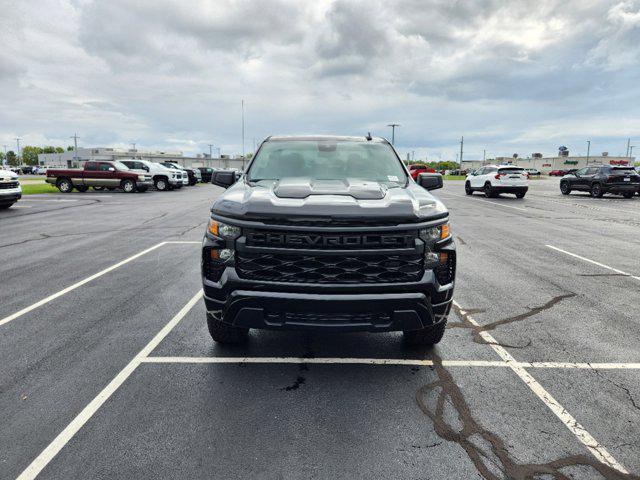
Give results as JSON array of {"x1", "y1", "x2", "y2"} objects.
[
  {"x1": 113, "y1": 161, "x2": 130, "y2": 170},
  {"x1": 248, "y1": 141, "x2": 407, "y2": 184}
]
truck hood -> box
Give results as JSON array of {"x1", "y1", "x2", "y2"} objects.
[{"x1": 211, "y1": 177, "x2": 448, "y2": 224}]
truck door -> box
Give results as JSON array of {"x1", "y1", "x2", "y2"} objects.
[
  {"x1": 82, "y1": 162, "x2": 99, "y2": 186},
  {"x1": 95, "y1": 162, "x2": 120, "y2": 187}
]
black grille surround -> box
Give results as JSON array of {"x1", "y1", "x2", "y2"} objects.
[
  {"x1": 237, "y1": 227, "x2": 425, "y2": 284},
  {"x1": 0, "y1": 182, "x2": 19, "y2": 190}
]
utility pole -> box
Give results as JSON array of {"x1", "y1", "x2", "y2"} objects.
[
  {"x1": 630, "y1": 145, "x2": 635, "y2": 162},
  {"x1": 459, "y1": 136, "x2": 464, "y2": 169},
  {"x1": 626, "y1": 138, "x2": 631, "y2": 157},
  {"x1": 131, "y1": 142, "x2": 136, "y2": 152},
  {"x1": 387, "y1": 124, "x2": 400, "y2": 145},
  {"x1": 208, "y1": 144, "x2": 214, "y2": 161},
  {"x1": 586, "y1": 140, "x2": 590, "y2": 164},
  {"x1": 241, "y1": 100, "x2": 245, "y2": 169},
  {"x1": 15, "y1": 138, "x2": 21, "y2": 162},
  {"x1": 70, "y1": 133, "x2": 79, "y2": 162},
  {"x1": 483, "y1": 149, "x2": 486, "y2": 163}
]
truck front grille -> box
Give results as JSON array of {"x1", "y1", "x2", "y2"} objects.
[
  {"x1": 236, "y1": 252, "x2": 423, "y2": 284},
  {"x1": 0, "y1": 182, "x2": 19, "y2": 189}
]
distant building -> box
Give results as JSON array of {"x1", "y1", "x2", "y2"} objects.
[
  {"x1": 38, "y1": 147, "x2": 247, "y2": 170},
  {"x1": 463, "y1": 155, "x2": 635, "y2": 173}
]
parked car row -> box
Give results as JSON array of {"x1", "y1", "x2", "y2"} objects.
[{"x1": 44, "y1": 159, "x2": 208, "y2": 193}]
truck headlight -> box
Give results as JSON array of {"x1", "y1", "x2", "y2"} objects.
[
  {"x1": 419, "y1": 222, "x2": 450, "y2": 242},
  {"x1": 208, "y1": 219, "x2": 241, "y2": 239}
]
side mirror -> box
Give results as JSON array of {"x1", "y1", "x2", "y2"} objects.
[
  {"x1": 212, "y1": 170, "x2": 237, "y2": 188},
  {"x1": 417, "y1": 172, "x2": 443, "y2": 191},
  {"x1": 108, "y1": 167, "x2": 115, "y2": 172}
]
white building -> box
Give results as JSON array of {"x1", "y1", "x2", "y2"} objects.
[
  {"x1": 38, "y1": 147, "x2": 247, "y2": 170},
  {"x1": 463, "y1": 155, "x2": 635, "y2": 173}
]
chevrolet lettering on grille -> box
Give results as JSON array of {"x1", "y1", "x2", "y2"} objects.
[{"x1": 247, "y1": 231, "x2": 415, "y2": 248}]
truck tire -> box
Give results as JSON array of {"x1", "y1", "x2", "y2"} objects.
[
  {"x1": 206, "y1": 312, "x2": 248, "y2": 344},
  {"x1": 0, "y1": 203, "x2": 14, "y2": 209},
  {"x1": 56, "y1": 178, "x2": 73, "y2": 193},
  {"x1": 403, "y1": 318, "x2": 447, "y2": 346},
  {"x1": 623, "y1": 191, "x2": 634, "y2": 199},
  {"x1": 465, "y1": 181, "x2": 473, "y2": 195},
  {"x1": 560, "y1": 181, "x2": 571, "y2": 195},
  {"x1": 154, "y1": 177, "x2": 168, "y2": 191},
  {"x1": 121, "y1": 179, "x2": 136, "y2": 193},
  {"x1": 76, "y1": 186, "x2": 89, "y2": 193},
  {"x1": 483, "y1": 182, "x2": 495, "y2": 198},
  {"x1": 590, "y1": 183, "x2": 603, "y2": 198}
]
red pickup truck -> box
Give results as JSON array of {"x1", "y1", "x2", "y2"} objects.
[
  {"x1": 408, "y1": 164, "x2": 436, "y2": 180},
  {"x1": 46, "y1": 161, "x2": 153, "y2": 193}
]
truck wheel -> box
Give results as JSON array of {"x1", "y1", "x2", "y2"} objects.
[
  {"x1": 56, "y1": 178, "x2": 73, "y2": 193},
  {"x1": 483, "y1": 182, "x2": 495, "y2": 198},
  {"x1": 403, "y1": 318, "x2": 447, "y2": 346},
  {"x1": 0, "y1": 203, "x2": 13, "y2": 209},
  {"x1": 76, "y1": 186, "x2": 89, "y2": 193},
  {"x1": 560, "y1": 181, "x2": 571, "y2": 195},
  {"x1": 121, "y1": 179, "x2": 136, "y2": 193},
  {"x1": 590, "y1": 183, "x2": 603, "y2": 198},
  {"x1": 206, "y1": 312, "x2": 248, "y2": 344},
  {"x1": 465, "y1": 182, "x2": 473, "y2": 195},
  {"x1": 154, "y1": 177, "x2": 168, "y2": 191},
  {"x1": 623, "y1": 191, "x2": 634, "y2": 199}
]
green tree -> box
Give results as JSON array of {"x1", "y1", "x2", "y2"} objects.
[
  {"x1": 0, "y1": 151, "x2": 5, "y2": 165},
  {"x1": 6, "y1": 151, "x2": 18, "y2": 166},
  {"x1": 55, "y1": 147, "x2": 65, "y2": 153},
  {"x1": 67, "y1": 145, "x2": 74, "y2": 151},
  {"x1": 43, "y1": 146, "x2": 56, "y2": 154},
  {"x1": 22, "y1": 146, "x2": 44, "y2": 166}
]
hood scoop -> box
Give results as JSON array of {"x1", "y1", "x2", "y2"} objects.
[{"x1": 273, "y1": 178, "x2": 387, "y2": 200}]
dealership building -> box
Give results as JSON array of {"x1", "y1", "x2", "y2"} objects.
[
  {"x1": 37, "y1": 147, "x2": 247, "y2": 170},
  {"x1": 462, "y1": 154, "x2": 635, "y2": 173}
]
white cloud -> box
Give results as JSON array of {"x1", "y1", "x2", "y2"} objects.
[{"x1": 0, "y1": 0, "x2": 639, "y2": 160}]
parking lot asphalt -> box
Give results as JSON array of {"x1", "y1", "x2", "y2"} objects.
[{"x1": 0, "y1": 179, "x2": 639, "y2": 479}]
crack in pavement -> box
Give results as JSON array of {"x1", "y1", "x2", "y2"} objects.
[
  {"x1": 590, "y1": 368, "x2": 640, "y2": 412},
  {"x1": 447, "y1": 294, "x2": 575, "y2": 348},
  {"x1": 415, "y1": 352, "x2": 640, "y2": 479}
]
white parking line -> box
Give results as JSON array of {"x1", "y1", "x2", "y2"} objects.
[
  {"x1": 15, "y1": 290, "x2": 204, "y2": 480},
  {"x1": 141, "y1": 357, "x2": 506, "y2": 367},
  {"x1": 0, "y1": 241, "x2": 200, "y2": 328},
  {"x1": 456, "y1": 302, "x2": 629, "y2": 474},
  {"x1": 546, "y1": 245, "x2": 640, "y2": 281},
  {"x1": 19, "y1": 199, "x2": 79, "y2": 202},
  {"x1": 437, "y1": 193, "x2": 527, "y2": 212},
  {"x1": 140, "y1": 357, "x2": 640, "y2": 369}
]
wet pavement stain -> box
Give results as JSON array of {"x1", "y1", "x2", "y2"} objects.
[
  {"x1": 415, "y1": 353, "x2": 640, "y2": 480},
  {"x1": 448, "y1": 294, "x2": 575, "y2": 348}
]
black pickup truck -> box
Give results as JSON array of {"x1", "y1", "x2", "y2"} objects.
[{"x1": 201, "y1": 135, "x2": 455, "y2": 346}]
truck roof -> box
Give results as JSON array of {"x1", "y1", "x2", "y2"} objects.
[{"x1": 267, "y1": 135, "x2": 388, "y2": 143}]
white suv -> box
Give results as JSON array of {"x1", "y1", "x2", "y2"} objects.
[
  {"x1": 120, "y1": 159, "x2": 186, "y2": 191},
  {"x1": 465, "y1": 165, "x2": 529, "y2": 198}
]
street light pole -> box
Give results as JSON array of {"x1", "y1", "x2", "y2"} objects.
[
  {"x1": 15, "y1": 138, "x2": 21, "y2": 163},
  {"x1": 241, "y1": 100, "x2": 245, "y2": 169},
  {"x1": 586, "y1": 140, "x2": 590, "y2": 165},
  {"x1": 70, "y1": 133, "x2": 79, "y2": 162},
  {"x1": 459, "y1": 136, "x2": 464, "y2": 169},
  {"x1": 131, "y1": 142, "x2": 136, "y2": 152},
  {"x1": 387, "y1": 124, "x2": 400, "y2": 145}
]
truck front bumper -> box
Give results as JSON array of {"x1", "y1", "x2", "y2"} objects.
[
  {"x1": 0, "y1": 189, "x2": 22, "y2": 203},
  {"x1": 202, "y1": 245, "x2": 455, "y2": 333}
]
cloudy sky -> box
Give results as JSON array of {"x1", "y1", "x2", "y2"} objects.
[{"x1": 1, "y1": 0, "x2": 639, "y2": 161}]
